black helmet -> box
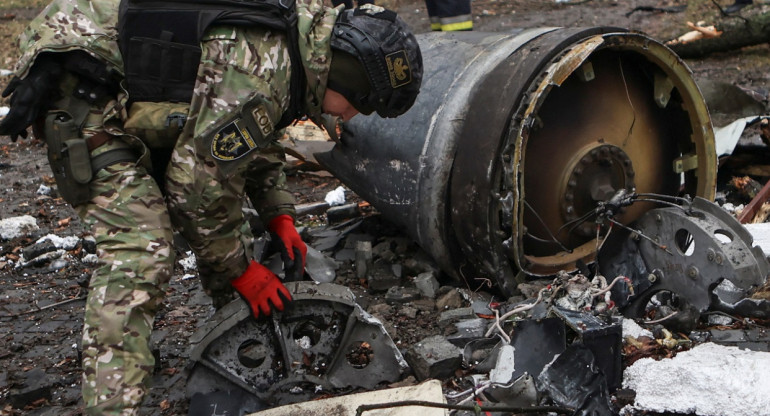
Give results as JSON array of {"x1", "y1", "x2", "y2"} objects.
[{"x1": 328, "y1": 5, "x2": 423, "y2": 118}]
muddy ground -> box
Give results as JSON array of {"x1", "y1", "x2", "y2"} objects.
[{"x1": 1, "y1": 0, "x2": 769, "y2": 415}]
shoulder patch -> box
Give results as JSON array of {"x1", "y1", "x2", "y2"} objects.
[{"x1": 211, "y1": 119, "x2": 258, "y2": 161}]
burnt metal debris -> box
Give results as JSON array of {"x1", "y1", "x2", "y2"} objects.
[
  {"x1": 602, "y1": 196, "x2": 770, "y2": 321},
  {"x1": 186, "y1": 281, "x2": 408, "y2": 410}
]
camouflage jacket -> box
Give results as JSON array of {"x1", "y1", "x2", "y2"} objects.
[{"x1": 15, "y1": 0, "x2": 338, "y2": 220}]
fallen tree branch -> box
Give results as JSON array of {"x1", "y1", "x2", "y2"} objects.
[
  {"x1": 2, "y1": 295, "x2": 87, "y2": 318},
  {"x1": 669, "y1": 12, "x2": 770, "y2": 58},
  {"x1": 355, "y1": 401, "x2": 573, "y2": 416}
]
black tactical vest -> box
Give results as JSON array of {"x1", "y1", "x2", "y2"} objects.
[{"x1": 118, "y1": 0, "x2": 306, "y2": 129}]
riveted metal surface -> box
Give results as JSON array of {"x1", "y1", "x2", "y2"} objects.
[{"x1": 186, "y1": 282, "x2": 408, "y2": 406}]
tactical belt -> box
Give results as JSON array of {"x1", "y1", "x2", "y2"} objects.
[{"x1": 87, "y1": 131, "x2": 139, "y2": 174}]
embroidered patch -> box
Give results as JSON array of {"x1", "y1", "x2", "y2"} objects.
[
  {"x1": 385, "y1": 50, "x2": 411, "y2": 88},
  {"x1": 211, "y1": 119, "x2": 257, "y2": 161}
]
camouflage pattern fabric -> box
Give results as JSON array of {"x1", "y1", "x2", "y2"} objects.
[
  {"x1": 13, "y1": 0, "x2": 338, "y2": 413},
  {"x1": 15, "y1": 0, "x2": 123, "y2": 78}
]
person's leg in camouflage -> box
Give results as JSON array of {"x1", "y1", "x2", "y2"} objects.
[{"x1": 74, "y1": 114, "x2": 174, "y2": 414}]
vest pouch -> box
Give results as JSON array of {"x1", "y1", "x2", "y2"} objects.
[
  {"x1": 124, "y1": 101, "x2": 190, "y2": 148},
  {"x1": 44, "y1": 112, "x2": 93, "y2": 206}
]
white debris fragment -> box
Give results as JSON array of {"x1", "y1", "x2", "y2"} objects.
[
  {"x1": 324, "y1": 186, "x2": 346, "y2": 206},
  {"x1": 81, "y1": 253, "x2": 99, "y2": 265},
  {"x1": 37, "y1": 234, "x2": 80, "y2": 250},
  {"x1": 714, "y1": 116, "x2": 758, "y2": 156},
  {"x1": 0, "y1": 215, "x2": 39, "y2": 240},
  {"x1": 178, "y1": 251, "x2": 197, "y2": 272},
  {"x1": 295, "y1": 335, "x2": 312, "y2": 350},
  {"x1": 0, "y1": 106, "x2": 9, "y2": 117},
  {"x1": 50, "y1": 258, "x2": 69, "y2": 270},
  {"x1": 743, "y1": 223, "x2": 770, "y2": 257},
  {"x1": 622, "y1": 319, "x2": 653, "y2": 339},
  {"x1": 0, "y1": 69, "x2": 12, "y2": 76},
  {"x1": 623, "y1": 343, "x2": 770, "y2": 416},
  {"x1": 36, "y1": 184, "x2": 52, "y2": 196},
  {"x1": 489, "y1": 344, "x2": 516, "y2": 384}
]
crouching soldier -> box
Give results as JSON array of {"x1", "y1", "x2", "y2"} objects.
[{"x1": 0, "y1": 0, "x2": 422, "y2": 413}]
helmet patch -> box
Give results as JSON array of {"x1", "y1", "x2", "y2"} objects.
[
  {"x1": 211, "y1": 119, "x2": 257, "y2": 161},
  {"x1": 386, "y1": 50, "x2": 411, "y2": 88}
]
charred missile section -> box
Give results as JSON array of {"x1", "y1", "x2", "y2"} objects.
[
  {"x1": 316, "y1": 28, "x2": 717, "y2": 295},
  {"x1": 186, "y1": 282, "x2": 408, "y2": 407},
  {"x1": 601, "y1": 196, "x2": 770, "y2": 321}
]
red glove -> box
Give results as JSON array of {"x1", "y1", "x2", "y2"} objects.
[
  {"x1": 268, "y1": 214, "x2": 307, "y2": 281},
  {"x1": 231, "y1": 260, "x2": 292, "y2": 318}
]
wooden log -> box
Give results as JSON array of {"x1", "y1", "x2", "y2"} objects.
[{"x1": 669, "y1": 12, "x2": 770, "y2": 58}]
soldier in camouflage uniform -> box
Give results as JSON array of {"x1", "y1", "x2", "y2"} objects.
[{"x1": 0, "y1": 0, "x2": 422, "y2": 413}]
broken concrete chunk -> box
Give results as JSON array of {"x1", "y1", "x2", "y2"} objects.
[
  {"x1": 367, "y1": 263, "x2": 402, "y2": 293},
  {"x1": 355, "y1": 240, "x2": 372, "y2": 280},
  {"x1": 623, "y1": 343, "x2": 770, "y2": 416},
  {"x1": 398, "y1": 305, "x2": 418, "y2": 319},
  {"x1": 446, "y1": 318, "x2": 489, "y2": 347},
  {"x1": 372, "y1": 240, "x2": 397, "y2": 262},
  {"x1": 401, "y1": 256, "x2": 438, "y2": 277},
  {"x1": 391, "y1": 263, "x2": 403, "y2": 278},
  {"x1": 414, "y1": 271, "x2": 440, "y2": 298},
  {"x1": 384, "y1": 286, "x2": 420, "y2": 304},
  {"x1": 367, "y1": 302, "x2": 393, "y2": 316},
  {"x1": 438, "y1": 307, "x2": 476, "y2": 328},
  {"x1": 436, "y1": 288, "x2": 464, "y2": 310},
  {"x1": 709, "y1": 328, "x2": 770, "y2": 351},
  {"x1": 0, "y1": 215, "x2": 39, "y2": 240},
  {"x1": 411, "y1": 298, "x2": 437, "y2": 312},
  {"x1": 406, "y1": 335, "x2": 462, "y2": 380}
]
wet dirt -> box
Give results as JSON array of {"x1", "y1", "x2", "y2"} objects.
[{"x1": 1, "y1": 0, "x2": 769, "y2": 415}]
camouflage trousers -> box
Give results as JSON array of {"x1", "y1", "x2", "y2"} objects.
[{"x1": 75, "y1": 131, "x2": 271, "y2": 414}]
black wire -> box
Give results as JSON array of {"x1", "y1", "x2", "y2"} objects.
[
  {"x1": 634, "y1": 196, "x2": 690, "y2": 211},
  {"x1": 636, "y1": 192, "x2": 692, "y2": 205},
  {"x1": 523, "y1": 199, "x2": 572, "y2": 252},
  {"x1": 356, "y1": 401, "x2": 574, "y2": 416},
  {"x1": 557, "y1": 208, "x2": 599, "y2": 237}
]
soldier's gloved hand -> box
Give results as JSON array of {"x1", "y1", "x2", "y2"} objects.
[
  {"x1": 231, "y1": 260, "x2": 292, "y2": 319},
  {"x1": 0, "y1": 58, "x2": 62, "y2": 142},
  {"x1": 268, "y1": 214, "x2": 307, "y2": 281}
]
